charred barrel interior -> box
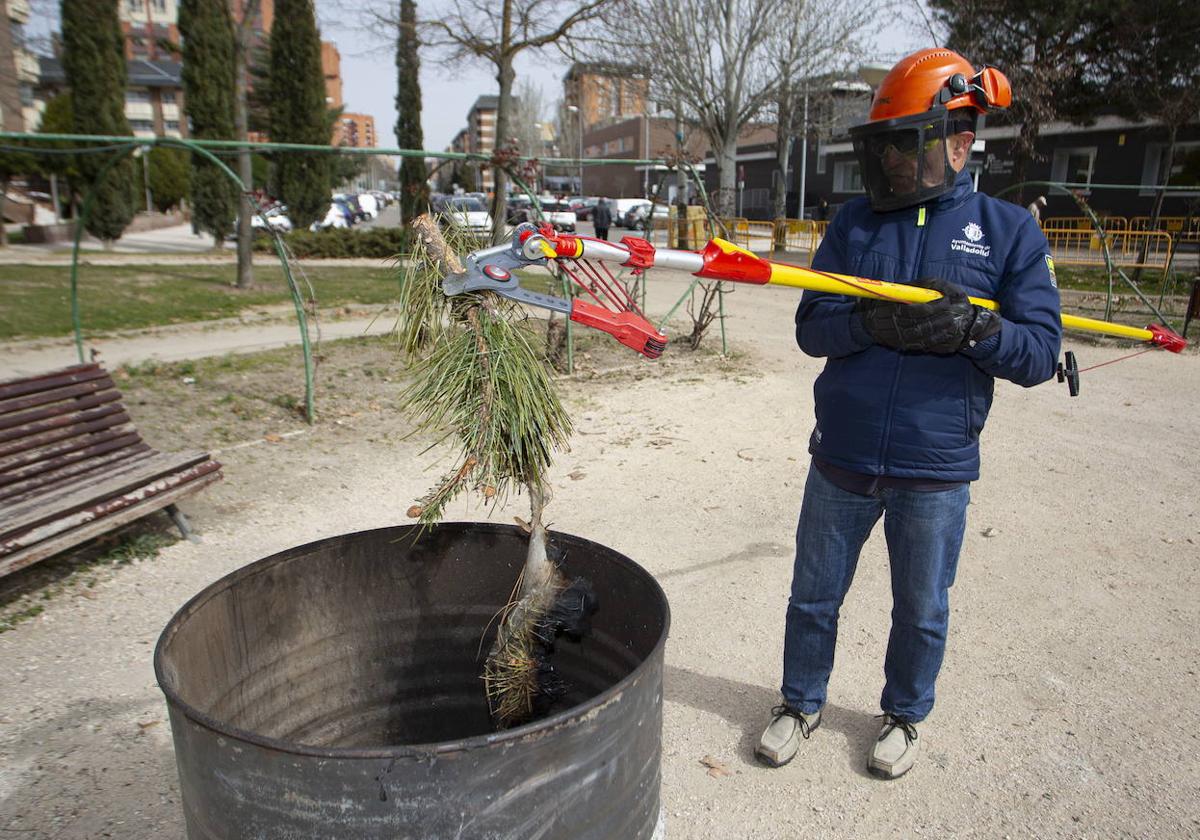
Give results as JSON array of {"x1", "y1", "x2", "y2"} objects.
[{"x1": 155, "y1": 522, "x2": 670, "y2": 839}]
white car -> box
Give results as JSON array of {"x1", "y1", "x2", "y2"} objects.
[
  {"x1": 436, "y1": 196, "x2": 493, "y2": 237},
  {"x1": 251, "y1": 206, "x2": 293, "y2": 233},
  {"x1": 310, "y1": 202, "x2": 350, "y2": 231},
  {"x1": 356, "y1": 192, "x2": 379, "y2": 219},
  {"x1": 539, "y1": 201, "x2": 578, "y2": 233}
]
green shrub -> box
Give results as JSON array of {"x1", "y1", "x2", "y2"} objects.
[{"x1": 254, "y1": 226, "x2": 414, "y2": 259}]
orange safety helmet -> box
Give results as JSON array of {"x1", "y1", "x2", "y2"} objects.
[
  {"x1": 849, "y1": 48, "x2": 1012, "y2": 212},
  {"x1": 868, "y1": 48, "x2": 1012, "y2": 122}
]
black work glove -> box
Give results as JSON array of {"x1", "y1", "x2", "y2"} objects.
[{"x1": 857, "y1": 277, "x2": 1001, "y2": 354}]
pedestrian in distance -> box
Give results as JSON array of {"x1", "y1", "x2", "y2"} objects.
[
  {"x1": 1027, "y1": 195, "x2": 1048, "y2": 224},
  {"x1": 592, "y1": 198, "x2": 613, "y2": 241},
  {"x1": 756, "y1": 47, "x2": 1063, "y2": 780}
]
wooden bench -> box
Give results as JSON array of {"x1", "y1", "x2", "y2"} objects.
[{"x1": 0, "y1": 363, "x2": 223, "y2": 579}]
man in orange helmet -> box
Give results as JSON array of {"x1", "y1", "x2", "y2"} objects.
[{"x1": 757, "y1": 49, "x2": 1062, "y2": 779}]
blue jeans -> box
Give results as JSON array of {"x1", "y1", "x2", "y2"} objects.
[{"x1": 781, "y1": 467, "x2": 970, "y2": 722}]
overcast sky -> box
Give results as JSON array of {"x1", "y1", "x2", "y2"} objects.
[{"x1": 29, "y1": 1, "x2": 933, "y2": 152}]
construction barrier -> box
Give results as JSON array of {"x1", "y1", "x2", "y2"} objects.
[
  {"x1": 1129, "y1": 216, "x2": 1200, "y2": 243},
  {"x1": 1044, "y1": 228, "x2": 1175, "y2": 279},
  {"x1": 1042, "y1": 215, "x2": 1129, "y2": 233}
]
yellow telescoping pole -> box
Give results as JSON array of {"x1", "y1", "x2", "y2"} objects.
[{"x1": 760, "y1": 260, "x2": 1159, "y2": 344}]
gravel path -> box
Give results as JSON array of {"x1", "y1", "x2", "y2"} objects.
[{"x1": 1, "y1": 271, "x2": 1198, "y2": 838}]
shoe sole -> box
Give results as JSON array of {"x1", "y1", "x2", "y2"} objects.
[
  {"x1": 866, "y1": 759, "x2": 913, "y2": 781},
  {"x1": 754, "y1": 716, "x2": 821, "y2": 768}
]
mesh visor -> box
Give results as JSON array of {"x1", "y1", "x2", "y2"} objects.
[{"x1": 850, "y1": 113, "x2": 955, "y2": 212}]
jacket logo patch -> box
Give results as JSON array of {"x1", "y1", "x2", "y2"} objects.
[
  {"x1": 951, "y1": 221, "x2": 991, "y2": 257},
  {"x1": 1045, "y1": 254, "x2": 1058, "y2": 288}
]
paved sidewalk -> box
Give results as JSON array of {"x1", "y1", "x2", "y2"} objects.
[{"x1": 0, "y1": 306, "x2": 398, "y2": 379}]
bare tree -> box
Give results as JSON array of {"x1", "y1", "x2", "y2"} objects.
[
  {"x1": 612, "y1": 0, "x2": 791, "y2": 216},
  {"x1": 510, "y1": 79, "x2": 548, "y2": 191},
  {"x1": 232, "y1": 0, "x2": 262, "y2": 289},
  {"x1": 766, "y1": 0, "x2": 878, "y2": 226},
  {"x1": 419, "y1": 0, "x2": 612, "y2": 243}
]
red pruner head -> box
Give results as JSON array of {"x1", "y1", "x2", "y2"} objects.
[
  {"x1": 569, "y1": 300, "x2": 667, "y2": 359},
  {"x1": 1148, "y1": 324, "x2": 1187, "y2": 353}
]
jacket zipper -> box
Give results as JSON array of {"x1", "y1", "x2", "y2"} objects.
[{"x1": 877, "y1": 204, "x2": 932, "y2": 474}]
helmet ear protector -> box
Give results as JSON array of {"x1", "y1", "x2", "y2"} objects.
[{"x1": 936, "y1": 67, "x2": 1012, "y2": 112}]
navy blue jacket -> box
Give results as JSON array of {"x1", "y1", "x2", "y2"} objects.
[{"x1": 796, "y1": 170, "x2": 1062, "y2": 481}]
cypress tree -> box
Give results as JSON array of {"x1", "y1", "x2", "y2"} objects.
[
  {"x1": 179, "y1": 0, "x2": 239, "y2": 245},
  {"x1": 61, "y1": 0, "x2": 134, "y2": 243},
  {"x1": 395, "y1": 0, "x2": 428, "y2": 224},
  {"x1": 268, "y1": 0, "x2": 330, "y2": 227}
]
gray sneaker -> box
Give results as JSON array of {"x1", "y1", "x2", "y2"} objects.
[
  {"x1": 867, "y1": 713, "x2": 920, "y2": 779},
  {"x1": 755, "y1": 704, "x2": 821, "y2": 767}
]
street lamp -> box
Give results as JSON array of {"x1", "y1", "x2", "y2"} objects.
[{"x1": 566, "y1": 104, "x2": 582, "y2": 195}]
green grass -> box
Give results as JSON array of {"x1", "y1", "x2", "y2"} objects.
[
  {"x1": 1054, "y1": 264, "x2": 1192, "y2": 295},
  {"x1": 0, "y1": 262, "x2": 400, "y2": 340}
]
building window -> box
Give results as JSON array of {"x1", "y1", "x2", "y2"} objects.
[
  {"x1": 1050, "y1": 147, "x2": 1096, "y2": 189},
  {"x1": 161, "y1": 90, "x2": 176, "y2": 104},
  {"x1": 1140, "y1": 141, "x2": 1200, "y2": 195},
  {"x1": 129, "y1": 119, "x2": 155, "y2": 132},
  {"x1": 11, "y1": 22, "x2": 25, "y2": 48},
  {"x1": 165, "y1": 120, "x2": 180, "y2": 132},
  {"x1": 833, "y1": 160, "x2": 863, "y2": 193},
  {"x1": 126, "y1": 90, "x2": 152, "y2": 104},
  {"x1": 18, "y1": 83, "x2": 33, "y2": 108},
  {"x1": 816, "y1": 152, "x2": 827, "y2": 175}
]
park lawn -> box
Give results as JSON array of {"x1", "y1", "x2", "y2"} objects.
[{"x1": 0, "y1": 262, "x2": 402, "y2": 340}]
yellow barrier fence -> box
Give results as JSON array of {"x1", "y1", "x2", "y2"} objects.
[
  {"x1": 664, "y1": 214, "x2": 828, "y2": 260},
  {"x1": 1042, "y1": 215, "x2": 1129, "y2": 233},
  {"x1": 1129, "y1": 216, "x2": 1200, "y2": 243},
  {"x1": 1044, "y1": 228, "x2": 1174, "y2": 278}
]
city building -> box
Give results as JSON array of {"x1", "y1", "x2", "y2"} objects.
[
  {"x1": 36, "y1": 55, "x2": 186, "y2": 139},
  {"x1": 321, "y1": 40, "x2": 342, "y2": 110},
  {"x1": 467, "y1": 95, "x2": 498, "y2": 193},
  {"x1": 578, "y1": 115, "x2": 707, "y2": 199},
  {"x1": 1, "y1": 0, "x2": 38, "y2": 132},
  {"x1": 335, "y1": 112, "x2": 375, "y2": 148},
  {"x1": 563, "y1": 62, "x2": 648, "y2": 131},
  {"x1": 118, "y1": 0, "x2": 180, "y2": 61}
]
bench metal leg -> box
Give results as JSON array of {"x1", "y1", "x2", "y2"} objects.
[{"x1": 166, "y1": 504, "x2": 201, "y2": 543}]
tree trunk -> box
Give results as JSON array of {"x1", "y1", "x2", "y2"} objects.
[
  {"x1": 490, "y1": 59, "x2": 514, "y2": 245},
  {"x1": 488, "y1": 0, "x2": 515, "y2": 245},
  {"x1": 0, "y1": 176, "x2": 8, "y2": 248},
  {"x1": 718, "y1": 135, "x2": 738, "y2": 218},
  {"x1": 773, "y1": 95, "x2": 793, "y2": 253},
  {"x1": 234, "y1": 2, "x2": 257, "y2": 289}
]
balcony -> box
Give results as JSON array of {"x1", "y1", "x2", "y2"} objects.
[
  {"x1": 16, "y1": 51, "x2": 38, "y2": 83},
  {"x1": 124, "y1": 102, "x2": 154, "y2": 121},
  {"x1": 9, "y1": 0, "x2": 31, "y2": 24},
  {"x1": 161, "y1": 103, "x2": 180, "y2": 120}
]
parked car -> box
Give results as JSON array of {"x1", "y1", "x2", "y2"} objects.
[
  {"x1": 310, "y1": 201, "x2": 351, "y2": 231},
  {"x1": 249, "y1": 204, "x2": 293, "y2": 234},
  {"x1": 624, "y1": 202, "x2": 671, "y2": 231},
  {"x1": 539, "y1": 201, "x2": 578, "y2": 233},
  {"x1": 434, "y1": 195, "x2": 494, "y2": 237},
  {"x1": 610, "y1": 198, "x2": 650, "y2": 228},
  {"x1": 569, "y1": 196, "x2": 601, "y2": 221},
  {"x1": 506, "y1": 196, "x2": 534, "y2": 226}
]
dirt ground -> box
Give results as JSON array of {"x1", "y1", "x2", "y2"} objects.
[{"x1": 1, "y1": 269, "x2": 1199, "y2": 839}]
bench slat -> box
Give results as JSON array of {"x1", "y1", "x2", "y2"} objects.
[
  {"x1": 0, "y1": 446, "x2": 155, "y2": 505},
  {"x1": 0, "y1": 399, "x2": 125, "y2": 446},
  {"x1": 0, "y1": 456, "x2": 220, "y2": 554},
  {"x1": 0, "y1": 435, "x2": 146, "y2": 491},
  {"x1": 0, "y1": 377, "x2": 121, "y2": 420},
  {"x1": 0, "y1": 427, "x2": 146, "y2": 477},
  {"x1": 0, "y1": 364, "x2": 106, "y2": 401},
  {"x1": 0, "y1": 472, "x2": 223, "y2": 578},
  {"x1": 0, "y1": 406, "x2": 133, "y2": 460},
  {"x1": 0, "y1": 451, "x2": 216, "y2": 541},
  {"x1": 0, "y1": 390, "x2": 123, "y2": 434}
]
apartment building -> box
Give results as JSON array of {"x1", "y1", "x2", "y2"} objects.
[
  {"x1": 36, "y1": 56, "x2": 186, "y2": 139},
  {"x1": 321, "y1": 40, "x2": 342, "y2": 110},
  {"x1": 467, "y1": 95, "x2": 498, "y2": 193},
  {"x1": 1, "y1": 0, "x2": 38, "y2": 132},
  {"x1": 335, "y1": 112, "x2": 376, "y2": 148},
  {"x1": 563, "y1": 62, "x2": 648, "y2": 131}
]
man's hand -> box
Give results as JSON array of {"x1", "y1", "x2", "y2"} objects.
[{"x1": 857, "y1": 277, "x2": 1001, "y2": 353}]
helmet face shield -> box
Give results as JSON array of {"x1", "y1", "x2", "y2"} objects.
[{"x1": 850, "y1": 111, "x2": 957, "y2": 212}]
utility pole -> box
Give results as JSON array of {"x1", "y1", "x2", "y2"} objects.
[{"x1": 798, "y1": 85, "x2": 809, "y2": 219}]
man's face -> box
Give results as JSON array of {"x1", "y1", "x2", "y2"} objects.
[{"x1": 878, "y1": 130, "x2": 971, "y2": 195}]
